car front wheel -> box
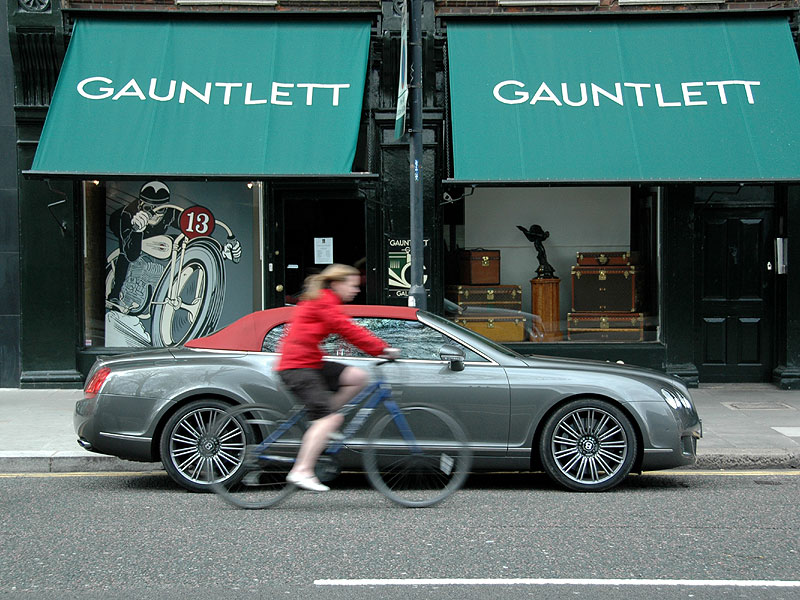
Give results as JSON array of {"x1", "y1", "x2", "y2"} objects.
[
  {"x1": 539, "y1": 398, "x2": 637, "y2": 492},
  {"x1": 160, "y1": 399, "x2": 250, "y2": 492}
]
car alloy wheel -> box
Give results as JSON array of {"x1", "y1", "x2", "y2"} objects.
[
  {"x1": 159, "y1": 399, "x2": 248, "y2": 492},
  {"x1": 540, "y1": 398, "x2": 637, "y2": 492}
]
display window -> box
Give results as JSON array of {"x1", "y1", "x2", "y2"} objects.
[
  {"x1": 82, "y1": 180, "x2": 263, "y2": 348},
  {"x1": 443, "y1": 186, "x2": 660, "y2": 343}
]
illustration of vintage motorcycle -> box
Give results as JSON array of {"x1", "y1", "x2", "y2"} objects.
[{"x1": 105, "y1": 203, "x2": 241, "y2": 347}]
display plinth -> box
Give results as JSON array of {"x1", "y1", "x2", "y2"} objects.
[{"x1": 530, "y1": 278, "x2": 563, "y2": 342}]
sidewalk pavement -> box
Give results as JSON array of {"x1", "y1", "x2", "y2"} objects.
[{"x1": 0, "y1": 384, "x2": 798, "y2": 473}]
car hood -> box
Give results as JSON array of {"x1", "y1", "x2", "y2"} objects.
[{"x1": 518, "y1": 354, "x2": 689, "y2": 390}]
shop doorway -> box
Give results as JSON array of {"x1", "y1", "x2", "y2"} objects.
[
  {"x1": 270, "y1": 191, "x2": 367, "y2": 306},
  {"x1": 694, "y1": 198, "x2": 776, "y2": 382}
]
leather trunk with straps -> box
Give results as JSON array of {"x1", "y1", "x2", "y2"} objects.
[
  {"x1": 454, "y1": 312, "x2": 527, "y2": 342},
  {"x1": 571, "y1": 265, "x2": 641, "y2": 312},
  {"x1": 567, "y1": 312, "x2": 644, "y2": 341},
  {"x1": 576, "y1": 251, "x2": 638, "y2": 267},
  {"x1": 446, "y1": 284, "x2": 522, "y2": 310},
  {"x1": 458, "y1": 249, "x2": 501, "y2": 285}
]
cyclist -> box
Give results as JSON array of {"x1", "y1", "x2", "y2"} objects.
[{"x1": 276, "y1": 263, "x2": 400, "y2": 492}]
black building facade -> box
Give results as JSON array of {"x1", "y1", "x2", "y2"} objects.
[{"x1": 6, "y1": 0, "x2": 800, "y2": 388}]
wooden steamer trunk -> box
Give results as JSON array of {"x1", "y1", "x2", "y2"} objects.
[
  {"x1": 576, "y1": 251, "x2": 637, "y2": 267},
  {"x1": 567, "y1": 312, "x2": 644, "y2": 341},
  {"x1": 571, "y1": 266, "x2": 641, "y2": 312},
  {"x1": 458, "y1": 250, "x2": 501, "y2": 285},
  {"x1": 454, "y1": 312, "x2": 527, "y2": 342},
  {"x1": 446, "y1": 284, "x2": 522, "y2": 310}
]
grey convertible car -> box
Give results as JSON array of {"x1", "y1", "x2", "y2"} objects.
[{"x1": 75, "y1": 305, "x2": 701, "y2": 493}]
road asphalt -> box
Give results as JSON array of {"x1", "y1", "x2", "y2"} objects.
[{"x1": 0, "y1": 383, "x2": 798, "y2": 473}]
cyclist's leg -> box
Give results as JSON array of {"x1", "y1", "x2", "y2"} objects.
[
  {"x1": 329, "y1": 366, "x2": 368, "y2": 410},
  {"x1": 280, "y1": 367, "x2": 342, "y2": 490},
  {"x1": 291, "y1": 412, "x2": 344, "y2": 483}
]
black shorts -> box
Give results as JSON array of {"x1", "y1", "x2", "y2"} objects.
[{"x1": 278, "y1": 362, "x2": 347, "y2": 421}]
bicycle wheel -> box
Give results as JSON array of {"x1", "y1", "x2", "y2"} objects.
[
  {"x1": 363, "y1": 406, "x2": 472, "y2": 507},
  {"x1": 211, "y1": 404, "x2": 304, "y2": 509}
]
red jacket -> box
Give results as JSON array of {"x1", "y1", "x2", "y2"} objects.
[{"x1": 276, "y1": 289, "x2": 387, "y2": 370}]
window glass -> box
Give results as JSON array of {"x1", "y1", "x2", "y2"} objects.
[
  {"x1": 445, "y1": 186, "x2": 660, "y2": 344},
  {"x1": 261, "y1": 318, "x2": 486, "y2": 362},
  {"x1": 83, "y1": 180, "x2": 263, "y2": 349}
]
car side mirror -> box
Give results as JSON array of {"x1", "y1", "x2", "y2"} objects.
[{"x1": 439, "y1": 344, "x2": 466, "y2": 372}]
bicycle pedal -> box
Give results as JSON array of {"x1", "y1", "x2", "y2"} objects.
[{"x1": 242, "y1": 471, "x2": 262, "y2": 486}]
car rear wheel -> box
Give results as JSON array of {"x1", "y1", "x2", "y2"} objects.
[
  {"x1": 539, "y1": 398, "x2": 637, "y2": 492},
  {"x1": 160, "y1": 399, "x2": 250, "y2": 492}
]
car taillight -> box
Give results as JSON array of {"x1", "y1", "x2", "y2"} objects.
[{"x1": 85, "y1": 366, "x2": 111, "y2": 398}]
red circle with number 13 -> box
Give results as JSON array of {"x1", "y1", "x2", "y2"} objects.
[{"x1": 180, "y1": 206, "x2": 216, "y2": 240}]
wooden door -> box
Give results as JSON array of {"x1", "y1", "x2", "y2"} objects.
[{"x1": 694, "y1": 205, "x2": 775, "y2": 382}]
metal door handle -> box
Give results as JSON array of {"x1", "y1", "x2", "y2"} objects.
[{"x1": 276, "y1": 284, "x2": 284, "y2": 292}]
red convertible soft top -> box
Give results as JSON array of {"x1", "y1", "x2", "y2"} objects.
[{"x1": 184, "y1": 305, "x2": 419, "y2": 352}]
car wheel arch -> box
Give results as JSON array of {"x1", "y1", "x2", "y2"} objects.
[{"x1": 530, "y1": 393, "x2": 644, "y2": 475}]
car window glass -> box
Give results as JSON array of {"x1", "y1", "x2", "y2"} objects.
[
  {"x1": 262, "y1": 325, "x2": 286, "y2": 352},
  {"x1": 261, "y1": 318, "x2": 485, "y2": 362},
  {"x1": 328, "y1": 318, "x2": 486, "y2": 362}
]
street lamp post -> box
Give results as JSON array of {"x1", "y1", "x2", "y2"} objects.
[{"x1": 407, "y1": 0, "x2": 426, "y2": 310}]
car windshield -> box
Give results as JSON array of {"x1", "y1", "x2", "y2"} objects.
[{"x1": 419, "y1": 311, "x2": 523, "y2": 358}]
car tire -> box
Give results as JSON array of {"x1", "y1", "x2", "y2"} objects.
[
  {"x1": 160, "y1": 399, "x2": 251, "y2": 492},
  {"x1": 539, "y1": 398, "x2": 637, "y2": 492}
]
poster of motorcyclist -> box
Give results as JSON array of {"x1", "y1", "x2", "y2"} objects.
[{"x1": 104, "y1": 180, "x2": 252, "y2": 347}]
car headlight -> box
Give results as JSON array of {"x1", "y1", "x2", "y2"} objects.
[
  {"x1": 676, "y1": 389, "x2": 693, "y2": 410},
  {"x1": 661, "y1": 387, "x2": 693, "y2": 410},
  {"x1": 661, "y1": 388, "x2": 682, "y2": 410}
]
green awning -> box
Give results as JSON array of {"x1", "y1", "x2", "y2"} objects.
[
  {"x1": 447, "y1": 17, "x2": 800, "y2": 183},
  {"x1": 30, "y1": 19, "x2": 371, "y2": 177}
]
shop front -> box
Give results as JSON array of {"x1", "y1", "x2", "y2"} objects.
[
  {"x1": 20, "y1": 16, "x2": 381, "y2": 384},
  {"x1": 442, "y1": 15, "x2": 800, "y2": 386}
]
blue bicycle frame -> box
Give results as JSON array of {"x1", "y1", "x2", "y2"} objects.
[{"x1": 253, "y1": 376, "x2": 420, "y2": 461}]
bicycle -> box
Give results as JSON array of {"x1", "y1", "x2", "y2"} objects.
[{"x1": 210, "y1": 360, "x2": 472, "y2": 508}]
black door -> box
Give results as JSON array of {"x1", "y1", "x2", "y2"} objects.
[
  {"x1": 268, "y1": 191, "x2": 366, "y2": 306},
  {"x1": 694, "y1": 204, "x2": 775, "y2": 382}
]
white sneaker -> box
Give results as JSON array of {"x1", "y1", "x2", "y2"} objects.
[{"x1": 286, "y1": 472, "x2": 330, "y2": 492}]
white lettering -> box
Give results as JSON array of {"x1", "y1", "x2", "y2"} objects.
[
  {"x1": 530, "y1": 82, "x2": 562, "y2": 106},
  {"x1": 493, "y1": 80, "x2": 529, "y2": 105},
  {"x1": 591, "y1": 83, "x2": 624, "y2": 107},
  {"x1": 655, "y1": 84, "x2": 681, "y2": 107},
  {"x1": 112, "y1": 78, "x2": 146, "y2": 101},
  {"x1": 624, "y1": 83, "x2": 651, "y2": 107},
  {"x1": 271, "y1": 82, "x2": 294, "y2": 106},
  {"x1": 245, "y1": 82, "x2": 268, "y2": 105},
  {"x1": 73, "y1": 77, "x2": 356, "y2": 107},
  {"x1": 77, "y1": 76, "x2": 114, "y2": 100},
  {"x1": 492, "y1": 80, "x2": 761, "y2": 109},
  {"x1": 215, "y1": 82, "x2": 243, "y2": 105},
  {"x1": 179, "y1": 81, "x2": 212, "y2": 104},
  {"x1": 707, "y1": 80, "x2": 760, "y2": 105},
  {"x1": 681, "y1": 82, "x2": 707, "y2": 107},
  {"x1": 561, "y1": 83, "x2": 587, "y2": 107},
  {"x1": 297, "y1": 83, "x2": 350, "y2": 106},
  {"x1": 148, "y1": 78, "x2": 176, "y2": 102}
]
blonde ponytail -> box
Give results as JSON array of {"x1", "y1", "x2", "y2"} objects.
[{"x1": 300, "y1": 263, "x2": 360, "y2": 301}]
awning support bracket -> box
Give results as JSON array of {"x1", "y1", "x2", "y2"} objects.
[{"x1": 46, "y1": 180, "x2": 69, "y2": 236}]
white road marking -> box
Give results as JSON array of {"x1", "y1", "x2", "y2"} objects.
[
  {"x1": 315, "y1": 578, "x2": 800, "y2": 588},
  {"x1": 772, "y1": 426, "x2": 800, "y2": 437}
]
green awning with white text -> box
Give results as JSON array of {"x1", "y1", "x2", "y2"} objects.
[
  {"x1": 30, "y1": 19, "x2": 371, "y2": 177},
  {"x1": 447, "y1": 17, "x2": 800, "y2": 182}
]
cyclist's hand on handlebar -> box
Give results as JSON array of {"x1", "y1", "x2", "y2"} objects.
[{"x1": 380, "y1": 347, "x2": 401, "y2": 360}]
